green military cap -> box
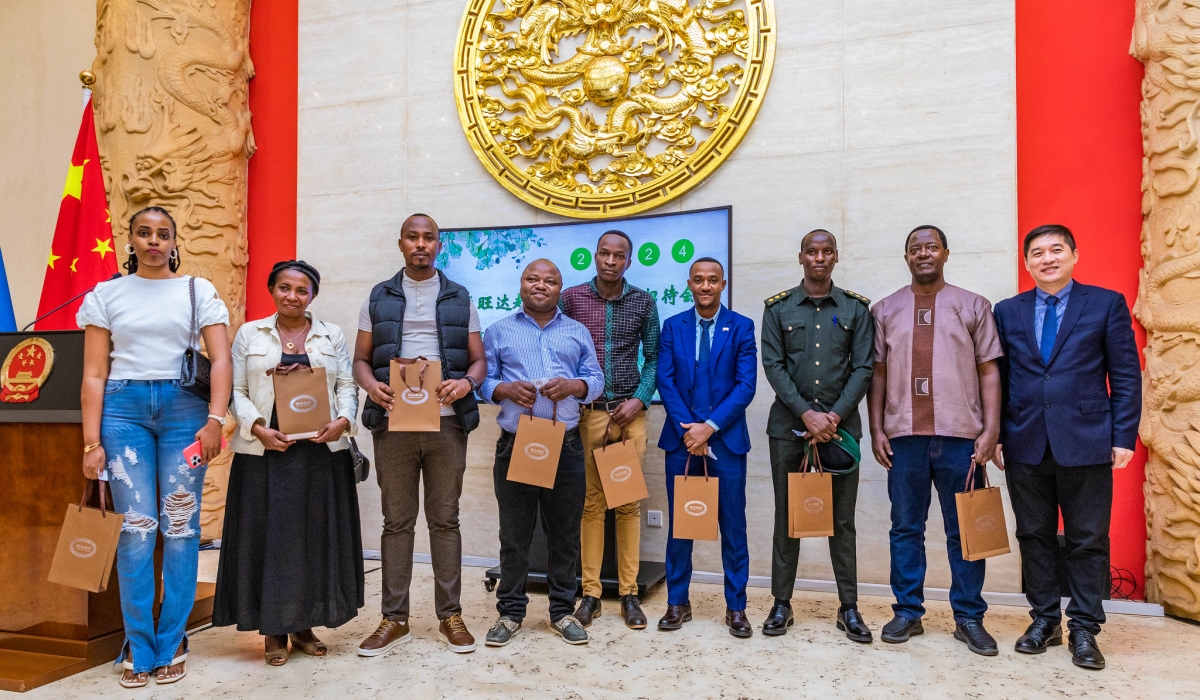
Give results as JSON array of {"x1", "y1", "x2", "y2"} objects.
[{"x1": 803, "y1": 427, "x2": 861, "y2": 474}]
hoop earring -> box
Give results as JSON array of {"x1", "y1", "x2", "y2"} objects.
[
  {"x1": 170, "y1": 249, "x2": 179, "y2": 260},
  {"x1": 125, "y1": 244, "x2": 134, "y2": 255}
]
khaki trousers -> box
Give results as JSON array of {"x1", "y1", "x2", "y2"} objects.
[{"x1": 579, "y1": 407, "x2": 647, "y2": 598}]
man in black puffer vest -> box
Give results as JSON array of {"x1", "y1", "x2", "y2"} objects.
[{"x1": 352, "y1": 214, "x2": 486, "y2": 656}]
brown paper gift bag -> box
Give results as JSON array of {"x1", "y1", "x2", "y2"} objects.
[
  {"x1": 594, "y1": 418, "x2": 648, "y2": 509},
  {"x1": 672, "y1": 455, "x2": 719, "y2": 541},
  {"x1": 507, "y1": 403, "x2": 566, "y2": 488},
  {"x1": 956, "y1": 461, "x2": 1011, "y2": 562},
  {"x1": 788, "y1": 439, "x2": 834, "y2": 538},
  {"x1": 270, "y1": 363, "x2": 331, "y2": 439},
  {"x1": 389, "y1": 357, "x2": 442, "y2": 432},
  {"x1": 48, "y1": 481, "x2": 124, "y2": 593}
]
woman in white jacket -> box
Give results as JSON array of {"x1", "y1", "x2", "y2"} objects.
[{"x1": 213, "y1": 260, "x2": 364, "y2": 666}]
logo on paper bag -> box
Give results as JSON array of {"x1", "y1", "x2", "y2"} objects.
[
  {"x1": 803, "y1": 497, "x2": 825, "y2": 513},
  {"x1": 1, "y1": 337, "x2": 55, "y2": 403},
  {"x1": 69, "y1": 538, "x2": 98, "y2": 558},
  {"x1": 975, "y1": 515, "x2": 997, "y2": 532},
  {"x1": 684, "y1": 500, "x2": 708, "y2": 516},
  {"x1": 401, "y1": 388, "x2": 430, "y2": 405},
  {"x1": 524, "y1": 443, "x2": 550, "y2": 460},
  {"x1": 609, "y1": 466, "x2": 632, "y2": 482},
  {"x1": 289, "y1": 395, "x2": 318, "y2": 413}
]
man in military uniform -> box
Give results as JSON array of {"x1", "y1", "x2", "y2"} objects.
[{"x1": 760, "y1": 229, "x2": 875, "y2": 642}]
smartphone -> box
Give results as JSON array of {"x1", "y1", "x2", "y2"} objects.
[{"x1": 183, "y1": 436, "x2": 228, "y2": 468}]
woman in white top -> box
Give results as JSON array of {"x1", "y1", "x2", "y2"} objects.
[
  {"x1": 78, "y1": 206, "x2": 232, "y2": 688},
  {"x1": 214, "y1": 260, "x2": 363, "y2": 666}
]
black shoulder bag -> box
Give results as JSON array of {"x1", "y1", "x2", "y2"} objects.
[
  {"x1": 179, "y1": 277, "x2": 213, "y2": 402},
  {"x1": 348, "y1": 437, "x2": 370, "y2": 483}
]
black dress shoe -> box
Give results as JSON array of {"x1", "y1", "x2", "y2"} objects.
[
  {"x1": 620, "y1": 595, "x2": 647, "y2": 629},
  {"x1": 880, "y1": 615, "x2": 924, "y2": 643},
  {"x1": 726, "y1": 609, "x2": 753, "y2": 638},
  {"x1": 762, "y1": 603, "x2": 794, "y2": 636},
  {"x1": 657, "y1": 604, "x2": 692, "y2": 631},
  {"x1": 954, "y1": 619, "x2": 999, "y2": 656},
  {"x1": 574, "y1": 596, "x2": 601, "y2": 628},
  {"x1": 1068, "y1": 629, "x2": 1106, "y2": 670},
  {"x1": 1014, "y1": 618, "x2": 1063, "y2": 654},
  {"x1": 836, "y1": 608, "x2": 873, "y2": 643}
]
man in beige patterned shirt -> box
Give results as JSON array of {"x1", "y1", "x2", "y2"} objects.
[{"x1": 867, "y1": 225, "x2": 1003, "y2": 657}]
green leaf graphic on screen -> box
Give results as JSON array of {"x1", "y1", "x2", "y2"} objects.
[
  {"x1": 638, "y1": 242, "x2": 660, "y2": 266},
  {"x1": 570, "y1": 247, "x2": 592, "y2": 270},
  {"x1": 671, "y1": 239, "x2": 695, "y2": 264}
]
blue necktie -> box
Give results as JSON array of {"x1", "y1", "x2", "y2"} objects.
[
  {"x1": 699, "y1": 319, "x2": 713, "y2": 363},
  {"x1": 1040, "y1": 295, "x2": 1059, "y2": 365}
]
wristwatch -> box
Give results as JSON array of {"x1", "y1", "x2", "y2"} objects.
[{"x1": 208, "y1": 414, "x2": 228, "y2": 426}]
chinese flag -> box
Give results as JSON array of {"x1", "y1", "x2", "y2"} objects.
[{"x1": 35, "y1": 97, "x2": 117, "y2": 330}]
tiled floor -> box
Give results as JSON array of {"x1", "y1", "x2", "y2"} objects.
[{"x1": 26, "y1": 553, "x2": 1200, "y2": 699}]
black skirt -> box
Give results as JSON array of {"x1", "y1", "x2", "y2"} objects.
[{"x1": 213, "y1": 420, "x2": 365, "y2": 635}]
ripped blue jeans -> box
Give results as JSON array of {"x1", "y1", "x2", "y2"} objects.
[{"x1": 101, "y1": 379, "x2": 209, "y2": 673}]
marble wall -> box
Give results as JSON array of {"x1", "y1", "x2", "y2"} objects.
[
  {"x1": 0, "y1": 0, "x2": 97, "y2": 325},
  {"x1": 296, "y1": 0, "x2": 1021, "y2": 592}
]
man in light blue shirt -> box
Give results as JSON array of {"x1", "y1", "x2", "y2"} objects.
[{"x1": 480, "y1": 259, "x2": 604, "y2": 648}]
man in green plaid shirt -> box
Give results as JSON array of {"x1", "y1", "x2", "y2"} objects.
[{"x1": 560, "y1": 230, "x2": 660, "y2": 630}]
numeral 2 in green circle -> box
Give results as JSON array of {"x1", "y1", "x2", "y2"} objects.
[
  {"x1": 570, "y1": 247, "x2": 591, "y2": 270},
  {"x1": 671, "y1": 239, "x2": 695, "y2": 264},
  {"x1": 638, "y1": 242, "x2": 660, "y2": 266}
]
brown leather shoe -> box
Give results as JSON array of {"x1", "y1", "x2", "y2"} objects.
[
  {"x1": 657, "y1": 604, "x2": 692, "y2": 631},
  {"x1": 357, "y1": 618, "x2": 411, "y2": 657},
  {"x1": 574, "y1": 596, "x2": 601, "y2": 628},
  {"x1": 438, "y1": 614, "x2": 476, "y2": 654},
  {"x1": 726, "y1": 609, "x2": 753, "y2": 638}
]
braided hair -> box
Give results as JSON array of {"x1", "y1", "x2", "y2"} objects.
[
  {"x1": 123, "y1": 206, "x2": 180, "y2": 274},
  {"x1": 267, "y1": 260, "x2": 321, "y2": 296}
]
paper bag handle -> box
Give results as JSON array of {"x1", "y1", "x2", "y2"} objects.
[
  {"x1": 681, "y1": 453, "x2": 710, "y2": 481},
  {"x1": 396, "y1": 356, "x2": 429, "y2": 392},
  {"x1": 799, "y1": 438, "x2": 826, "y2": 474},
  {"x1": 600, "y1": 415, "x2": 627, "y2": 451},
  {"x1": 78, "y1": 479, "x2": 113, "y2": 517},
  {"x1": 963, "y1": 460, "x2": 991, "y2": 493},
  {"x1": 268, "y1": 363, "x2": 313, "y2": 376},
  {"x1": 525, "y1": 399, "x2": 559, "y2": 425}
]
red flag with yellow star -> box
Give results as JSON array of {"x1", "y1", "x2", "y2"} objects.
[{"x1": 35, "y1": 97, "x2": 117, "y2": 330}]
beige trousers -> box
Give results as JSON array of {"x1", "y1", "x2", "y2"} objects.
[{"x1": 579, "y1": 407, "x2": 647, "y2": 598}]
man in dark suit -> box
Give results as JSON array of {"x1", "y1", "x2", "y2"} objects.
[
  {"x1": 993, "y1": 224, "x2": 1141, "y2": 670},
  {"x1": 656, "y1": 257, "x2": 758, "y2": 637}
]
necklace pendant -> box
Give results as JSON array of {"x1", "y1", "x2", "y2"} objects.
[{"x1": 286, "y1": 342, "x2": 295, "y2": 351}]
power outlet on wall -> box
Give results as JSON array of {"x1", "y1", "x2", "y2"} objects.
[{"x1": 647, "y1": 510, "x2": 663, "y2": 527}]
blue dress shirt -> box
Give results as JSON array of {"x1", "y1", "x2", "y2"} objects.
[
  {"x1": 694, "y1": 306, "x2": 723, "y2": 433},
  {"x1": 1034, "y1": 280, "x2": 1073, "y2": 342},
  {"x1": 481, "y1": 307, "x2": 605, "y2": 433}
]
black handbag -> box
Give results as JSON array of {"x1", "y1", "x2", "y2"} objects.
[
  {"x1": 348, "y1": 437, "x2": 370, "y2": 483},
  {"x1": 179, "y1": 276, "x2": 213, "y2": 402}
]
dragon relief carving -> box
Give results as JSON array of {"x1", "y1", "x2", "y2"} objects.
[
  {"x1": 92, "y1": 0, "x2": 254, "y2": 330},
  {"x1": 456, "y1": 0, "x2": 775, "y2": 217},
  {"x1": 1132, "y1": 0, "x2": 1200, "y2": 621}
]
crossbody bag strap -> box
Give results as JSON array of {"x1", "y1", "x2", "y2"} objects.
[{"x1": 187, "y1": 276, "x2": 198, "y2": 351}]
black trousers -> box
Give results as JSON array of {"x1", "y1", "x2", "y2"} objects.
[
  {"x1": 769, "y1": 437, "x2": 859, "y2": 605},
  {"x1": 493, "y1": 430, "x2": 586, "y2": 623},
  {"x1": 1007, "y1": 444, "x2": 1112, "y2": 634}
]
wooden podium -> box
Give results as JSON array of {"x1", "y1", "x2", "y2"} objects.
[{"x1": 0, "y1": 331, "x2": 212, "y2": 692}]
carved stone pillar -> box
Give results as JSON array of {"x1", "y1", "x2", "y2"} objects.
[
  {"x1": 92, "y1": 0, "x2": 255, "y2": 540},
  {"x1": 91, "y1": 0, "x2": 254, "y2": 329},
  {"x1": 1132, "y1": 1, "x2": 1200, "y2": 621}
]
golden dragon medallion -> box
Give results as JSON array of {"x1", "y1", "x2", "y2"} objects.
[{"x1": 454, "y1": 0, "x2": 775, "y2": 218}]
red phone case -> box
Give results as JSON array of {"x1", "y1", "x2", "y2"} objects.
[{"x1": 183, "y1": 436, "x2": 228, "y2": 468}]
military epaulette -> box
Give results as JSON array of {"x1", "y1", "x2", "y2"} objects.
[
  {"x1": 765, "y1": 289, "x2": 792, "y2": 306},
  {"x1": 843, "y1": 289, "x2": 871, "y2": 306}
]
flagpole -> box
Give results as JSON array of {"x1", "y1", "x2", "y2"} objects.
[{"x1": 80, "y1": 70, "x2": 94, "y2": 108}]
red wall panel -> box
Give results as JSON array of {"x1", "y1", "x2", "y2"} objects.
[
  {"x1": 246, "y1": 0, "x2": 298, "y2": 320},
  {"x1": 1016, "y1": 1, "x2": 1148, "y2": 594}
]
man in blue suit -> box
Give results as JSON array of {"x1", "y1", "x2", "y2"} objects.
[
  {"x1": 993, "y1": 224, "x2": 1141, "y2": 670},
  {"x1": 656, "y1": 257, "x2": 758, "y2": 637}
]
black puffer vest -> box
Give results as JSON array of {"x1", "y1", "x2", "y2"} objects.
[{"x1": 361, "y1": 270, "x2": 480, "y2": 433}]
